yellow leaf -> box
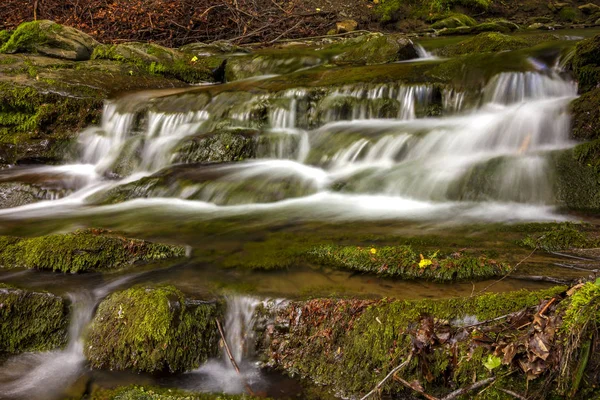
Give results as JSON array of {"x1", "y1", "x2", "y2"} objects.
[
  {"x1": 419, "y1": 258, "x2": 432, "y2": 268},
  {"x1": 370, "y1": 248, "x2": 377, "y2": 254},
  {"x1": 191, "y1": 55, "x2": 198, "y2": 62}
]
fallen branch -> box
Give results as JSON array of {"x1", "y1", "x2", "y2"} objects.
[
  {"x1": 512, "y1": 275, "x2": 573, "y2": 285},
  {"x1": 538, "y1": 297, "x2": 556, "y2": 317},
  {"x1": 440, "y1": 377, "x2": 496, "y2": 400},
  {"x1": 499, "y1": 388, "x2": 528, "y2": 400},
  {"x1": 553, "y1": 262, "x2": 599, "y2": 272},
  {"x1": 473, "y1": 248, "x2": 537, "y2": 297},
  {"x1": 215, "y1": 318, "x2": 255, "y2": 396},
  {"x1": 392, "y1": 374, "x2": 438, "y2": 400},
  {"x1": 359, "y1": 353, "x2": 413, "y2": 400}
]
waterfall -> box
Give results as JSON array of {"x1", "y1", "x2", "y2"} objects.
[
  {"x1": 190, "y1": 296, "x2": 262, "y2": 394},
  {"x1": 0, "y1": 276, "x2": 138, "y2": 400}
]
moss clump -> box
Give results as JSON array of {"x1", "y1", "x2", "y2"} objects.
[
  {"x1": 267, "y1": 286, "x2": 564, "y2": 397},
  {"x1": 437, "y1": 32, "x2": 528, "y2": 57},
  {"x1": 0, "y1": 285, "x2": 69, "y2": 354},
  {"x1": 90, "y1": 385, "x2": 266, "y2": 400},
  {"x1": 552, "y1": 147, "x2": 600, "y2": 211},
  {"x1": 0, "y1": 30, "x2": 12, "y2": 47},
  {"x1": 91, "y1": 42, "x2": 222, "y2": 83},
  {"x1": 309, "y1": 245, "x2": 510, "y2": 281},
  {"x1": 330, "y1": 33, "x2": 418, "y2": 65},
  {"x1": 0, "y1": 21, "x2": 48, "y2": 54},
  {"x1": 571, "y1": 88, "x2": 600, "y2": 141},
  {"x1": 518, "y1": 222, "x2": 598, "y2": 251},
  {"x1": 570, "y1": 34, "x2": 600, "y2": 94},
  {"x1": 0, "y1": 229, "x2": 185, "y2": 273},
  {"x1": 84, "y1": 286, "x2": 223, "y2": 373},
  {"x1": 558, "y1": 6, "x2": 578, "y2": 22},
  {"x1": 431, "y1": 13, "x2": 476, "y2": 29}
]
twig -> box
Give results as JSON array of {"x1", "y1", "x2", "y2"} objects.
[
  {"x1": 499, "y1": 388, "x2": 528, "y2": 400},
  {"x1": 473, "y1": 248, "x2": 537, "y2": 296},
  {"x1": 550, "y1": 251, "x2": 600, "y2": 261},
  {"x1": 215, "y1": 318, "x2": 255, "y2": 396},
  {"x1": 461, "y1": 312, "x2": 518, "y2": 329},
  {"x1": 538, "y1": 297, "x2": 556, "y2": 317},
  {"x1": 268, "y1": 20, "x2": 304, "y2": 43},
  {"x1": 553, "y1": 262, "x2": 599, "y2": 272},
  {"x1": 440, "y1": 377, "x2": 496, "y2": 400},
  {"x1": 393, "y1": 374, "x2": 439, "y2": 400},
  {"x1": 511, "y1": 275, "x2": 572, "y2": 285},
  {"x1": 359, "y1": 353, "x2": 413, "y2": 400},
  {"x1": 33, "y1": 0, "x2": 39, "y2": 20}
]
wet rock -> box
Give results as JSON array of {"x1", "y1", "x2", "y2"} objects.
[
  {"x1": 472, "y1": 20, "x2": 520, "y2": 34},
  {"x1": 431, "y1": 13, "x2": 476, "y2": 29},
  {"x1": 570, "y1": 34, "x2": 600, "y2": 94},
  {"x1": 579, "y1": 3, "x2": 600, "y2": 14},
  {"x1": 179, "y1": 40, "x2": 250, "y2": 56},
  {"x1": 0, "y1": 20, "x2": 98, "y2": 61},
  {"x1": 225, "y1": 52, "x2": 322, "y2": 81},
  {"x1": 91, "y1": 42, "x2": 223, "y2": 83},
  {"x1": 172, "y1": 128, "x2": 260, "y2": 164},
  {"x1": 437, "y1": 32, "x2": 529, "y2": 57},
  {"x1": 0, "y1": 182, "x2": 65, "y2": 209},
  {"x1": 336, "y1": 19, "x2": 358, "y2": 33},
  {"x1": 332, "y1": 33, "x2": 418, "y2": 65},
  {"x1": 571, "y1": 88, "x2": 600, "y2": 140},
  {"x1": 552, "y1": 147, "x2": 600, "y2": 211},
  {"x1": 528, "y1": 22, "x2": 552, "y2": 30},
  {"x1": 0, "y1": 284, "x2": 69, "y2": 354},
  {"x1": 0, "y1": 229, "x2": 186, "y2": 273},
  {"x1": 84, "y1": 286, "x2": 222, "y2": 373}
]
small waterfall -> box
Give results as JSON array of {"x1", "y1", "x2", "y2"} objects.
[
  {"x1": 191, "y1": 296, "x2": 262, "y2": 394},
  {"x1": 0, "y1": 276, "x2": 138, "y2": 400}
]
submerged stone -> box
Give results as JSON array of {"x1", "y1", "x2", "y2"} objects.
[
  {"x1": 0, "y1": 20, "x2": 99, "y2": 61},
  {"x1": 0, "y1": 229, "x2": 185, "y2": 273},
  {"x1": 0, "y1": 285, "x2": 69, "y2": 354},
  {"x1": 84, "y1": 286, "x2": 222, "y2": 373}
]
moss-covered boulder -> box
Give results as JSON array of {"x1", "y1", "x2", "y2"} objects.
[
  {"x1": 518, "y1": 222, "x2": 599, "y2": 251},
  {"x1": 437, "y1": 32, "x2": 530, "y2": 57},
  {"x1": 570, "y1": 34, "x2": 600, "y2": 94},
  {"x1": 0, "y1": 20, "x2": 99, "y2": 61},
  {"x1": 332, "y1": 33, "x2": 418, "y2": 65},
  {"x1": 85, "y1": 286, "x2": 222, "y2": 373},
  {"x1": 180, "y1": 41, "x2": 250, "y2": 56},
  {"x1": 0, "y1": 285, "x2": 69, "y2": 354},
  {"x1": 225, "y1": 52, "x2": 322, "y2": 82},
  {"x1": 552, "y1": 147, "x2": 600, "y2": 211},
  {"x1": 431, "y1": 13, "x2": 476, "y2": 29},
  {"x1": 309, "y1": 244, "x2": 511, "y2": 281},
  {"x1": 571, "y1": 88, "x2": 600, "y2": 141},
  {"x1": 0, "y1": 229, "x2": 185, "y2": 273},
  {"x1": 172, "y1": 129, "x2": 260, "y2": 164},
  {"x1": 473, "y1": 19, "x2": 520, "y2": 34},
  {"x1": 91, "y1": 42, "x2": 222, "y2": 83},
  {"x1": 90, "y1": 385, "x2": 266, "y2": 400},
  {"x1": 264, "y1": 286, "x2": 568, "y2": 398}
]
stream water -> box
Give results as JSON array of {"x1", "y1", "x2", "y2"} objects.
[{"x1": 0, "y1": 32, "x2": 596, "y2": 399}]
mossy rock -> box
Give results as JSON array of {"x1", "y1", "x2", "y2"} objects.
[
  {"x1": 180, "y1": 41, "x2": 251, "y2": 56},
  {"x1": 172, "y1": 129, "x2": 260, "y2": 164},
  {"x1": 0, "y1": 229, "x2": 185, "y2": 273},
  {"x1": 0, "y1": 285, "x2": 69, "y2": 354},
  {"x1": 552, "y1": 147, "x2": 600, "y2": 211},
  {"x1": 518, "y1": 222, "x2": 599, "y2": 251},
  {"x1": 437, "y1": 32, "x2": 529, "y2": 57},
  {"x1": 0, "y1": 30, "x2": 12, "y2": 46},
  {"x1": 0, "y1": 20, "x2": 99, "y2": 61},
  {"x1": 309, "y1": 244, "x2": 511, "y2": 281},
  {"x1": 90, "y1": 385, "x2": 266, "y2": 400},
  {"x1": 225, "y1": 53, "x2": 322, "y2": 82},
  {"x1": 472, "y1": 20, "x2": 520, "y2": 34},
  {"x1": 91, "y1": 42, "x2": 222, "y2": 83},
  {"x1": 571, "y1": 88, "x2": 600, "y2": 141},
  {"x1": 431, "y1": 14, "x2": 476, "y2": 29},
  {"x1": 0, "y1": 181, "x2": 71, "y2": 209},
  {"x1": 266, "y1": 286, "x2": 565, "y2": 397},
  {"x1": 570, "y1": 34, "x2": 600, "y2": 94},
  {"x1": 331, "y1": 33, "x2": 418, "y2": 65},
  {"x1": 84, "y1": 286, "x2": 223, "y2": 373}
]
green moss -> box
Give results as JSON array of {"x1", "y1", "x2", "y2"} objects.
[
  {"x1": 309, "y1": 244, "x2": 510, "y2": 281},
  {"x1": 84, "y1": 286, "x2": 223, "y2": 373},
  {"x1": 91, "y1": 43, "x2": 221, "y2": 84},
  {"x1": 518, "y1": 222, "x2": 598, "y2": 251},
  {"x1": 0, "y1": 21, "x2": 47, "y2": 54},
  {"x1": 90, "y1": 385, "x2": 267, "y2": 400},
  {"x1": 431, "y1": 13, "x2": 477, "y2": 29},
  {"x1": 570, "y1": 34, "x2": 600, "y2": 94},
  {"x1": 0, "y1": 285, "x2": 69, "y2": 354},
  {"x1": 437, "y1": 32, "x2": 528, "y2": 57},
  {"x1": 558, "y1": 6, "x2": 578, "y2": 22},
  {"x1": 0, "y1": 229, "x2": 185, "y2": 273},
  {"x1": 375, "y1": 0, "x2": 490, "y2": 23},
  {"x1": 0, "y1": 30, "x2": 12, "y2": 47},
  {"x1": 267, "y1": 286, "x2": 564, "y2": 396},
  {"x1": 571, "y1": 88, "x2": 600, "y2": 141},
  {"x1": 552, "y1": 147, "x2": 600, "y2": 211},
  {"x1": 329, "y1": 33, "x2": 418, "y2": 65}
]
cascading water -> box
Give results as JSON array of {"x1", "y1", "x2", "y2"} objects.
[
  {"x1": 0, "y1": 275, "x2": 138, "y2": 400},
  {"x1": 187, "y1": 296, "x2": 262, "y2": 394}
]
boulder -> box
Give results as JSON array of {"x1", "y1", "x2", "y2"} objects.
[
  {"x1": 0, "y1": 285, "x2": 69, "y2": 354},
  {"x1": 431, "y1": 13, "x2": 476, "y2": 29},
  {"x1": 436, "y1": 32, "x2": 529, "y2": 57},
  {"x1": 578, "y1": 3, "x2": 600, "y2": 14},
  {"x1": 0, "y1": 20, "x2": 98, "y2": 61},
  {"x1": 84, "y1": 286, "x2": 223, "y2": 373},
  {"x1": 336, "y1": 19, "x2": 359, "y2": 34},
  {"x1": 0, "y1": 229, "x2": 185, "y2": 273},
  {"x1": 92, "y1": 42, "x2": 223, "y2": 83},
  {"x1": 332, "y1": 33, "x2": 418, "y2": 65},
  {"x1": 179, "y1": 40, "x2": 250, "y2": 56},
  {"x1": 527, "y1": 22, "x2": 552, "y2": 30}
]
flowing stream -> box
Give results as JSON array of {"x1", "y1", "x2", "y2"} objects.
[{"x1": 0, "y1": 34, "x2": 593, "y2": 399}]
